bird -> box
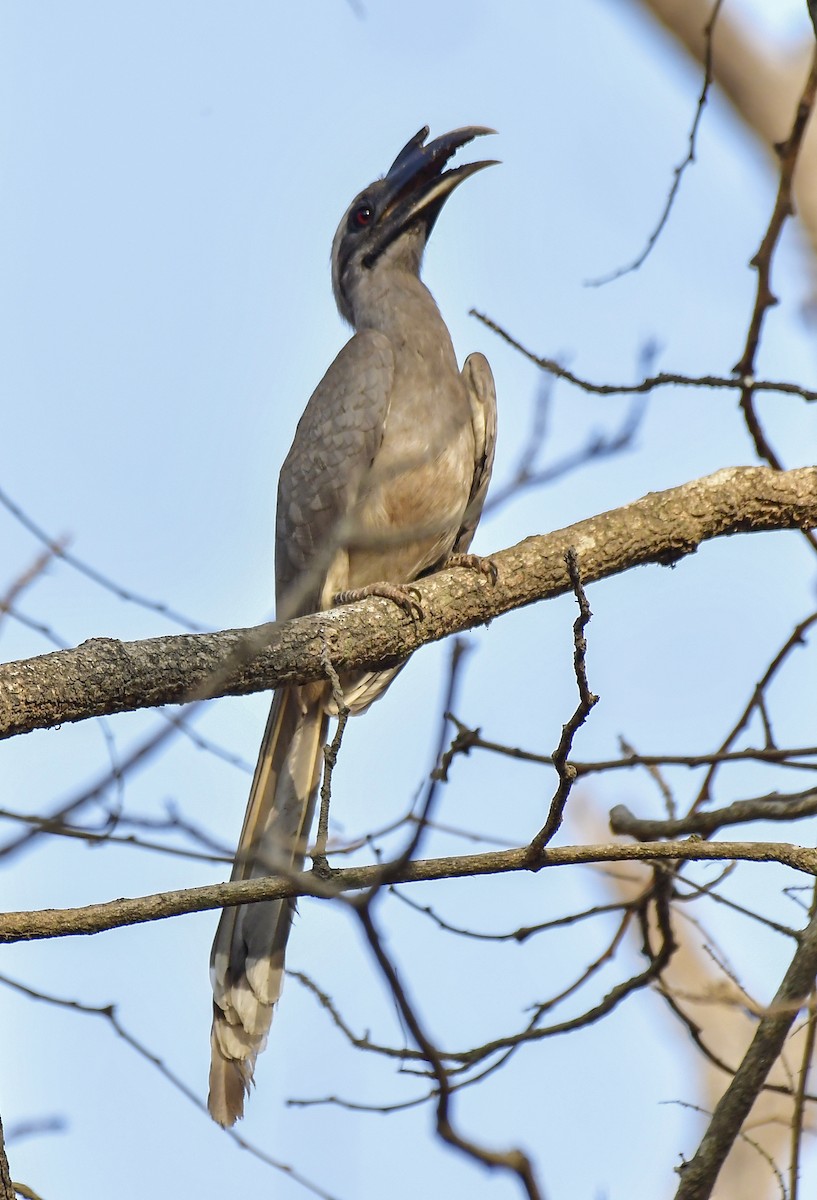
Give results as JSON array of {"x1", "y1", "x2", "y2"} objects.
[{"x1": 208, "y1": 125, "x2": 498, "y2": 1126}]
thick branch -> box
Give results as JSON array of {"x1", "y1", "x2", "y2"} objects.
[
  {"x1": 611, "y1": 789, "x2": 817, "y2": 839},
  {"x1": 1, "y1": 837, "x2": 815, "y2": 944},
  {"x1": 0, "y1": 1118, "x2": 13, "y2": 1200},
  {"x1": 675, "y1": 906, "x2": 817, "y2": 1200},
  {"x1": 1, "y1": 466, "x2": 815, "y2": 739}
]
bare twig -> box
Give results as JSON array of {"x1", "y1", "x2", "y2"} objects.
[
  {"x1": 313, "y1": 649, "x2": 350, "y2": 868},
  {"x1": 0, "y1": 486, "x2": 207, "y2": 632},
  {"x1": 0, "y1": 712, "x2": 197, "y2": 861},
  {"x1": 484, "y1": 384, "x2": 646, "y2": 512},
  {"x1": 0, "y1": 543, "x2": 67, "y2": 632},
  {"x1": 588, "y1": 0, "x2": 724, "y2": 285},
  {"x1": 471, "y1": 313, "x2": 817, "y2": 403},
  {"x1": 0, "y1": 604, "x2": 70, "y2": 649},
  {"x1": 674, "y1": 875, "x2": 798, "y2": 940},
  {"x1": 620, "y1": 734, "x2": 678, "y2": 818},
  {"x1": 0, "y1": 970, "x2": 338, "y2": 1200},
  {"x1": 390, "y1": 886, "x2": 630, "y2": 943},
  {"x1": 3, "y1": 1119, "x2": 64, "y2": 1143},
  {"x1": 12, "y1": 1187, "x2": 45, "y2": 1200},
  {"x1": 693, "y1": 610, "x2": 817, "y2": 810},
  {"x1": 669, "y1": 1100, "x2": 788, "y2": 1200},
  {"x1": 733, "y1": 43, "x2": 817, "y2": 486},
  {"x1": 440, "y1": 716, "x2": 817, "y2": 779},
  {"x1": 364, "y1": 636, "x2": 471, "y2": 895},
  {"x1": 0, "y1": 805, "x2": 229, "y2": 865},
  {"x1": 531, "y1": 549, "x2": 598, "y2": 851},
  {"x1": 658, "y1": 981, "x2": 817, "y2": 1107},
  {"x1": 355, "y1": 902, "x2": 545, "y2": 1199}
]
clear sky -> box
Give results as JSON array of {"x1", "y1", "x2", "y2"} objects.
[{"x1": 1, "y1": 2, "x2": 815, "y2": 1198}]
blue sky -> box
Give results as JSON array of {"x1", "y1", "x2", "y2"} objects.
[{"x1": 1, "y1": 3, "x2": 816, "y2": 1198}]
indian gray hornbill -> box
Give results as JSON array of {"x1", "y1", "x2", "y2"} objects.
[{"x1": 209, "y1": 125, "x2": 498, "y2": 1126}]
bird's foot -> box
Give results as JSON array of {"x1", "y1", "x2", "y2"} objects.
[
  {"x1": 444, "y1": 552, "x2": 498, "y2": 585},
  {"x1": 334, "y1": 581, "x2": 424, "y2": 620}
]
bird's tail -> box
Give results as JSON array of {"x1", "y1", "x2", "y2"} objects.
[{"x1": 208, "y1": 685, "x2": 328, "y2": 1126}]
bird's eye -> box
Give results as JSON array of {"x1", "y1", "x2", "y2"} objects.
[{"x1": 351, "y1": 203, "x2": 373, "y2": 230}]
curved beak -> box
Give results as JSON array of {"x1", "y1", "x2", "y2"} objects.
[{"x1": 364, "y1": 126, "x2": 497, "y2": 266}]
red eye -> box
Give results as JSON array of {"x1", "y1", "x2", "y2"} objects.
[{"x1": 351, "y1": 203, "x2": 373, "y2": 229}]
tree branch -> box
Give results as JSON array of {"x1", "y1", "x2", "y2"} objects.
[
  {"x1": 611, "y1": 789, "x2": 817, "y2": 840},
  {"x1": 2, "y1": 466, "x2": 815, "y2": 740},
  {"x1": 1, "y1": 837, "x2": 816, "y2": 945},
  {"x1": 0, "y1": 1117, "x2": 14, "y2": 1200},
  {"x1": 675, "y1": 905, "x2": 817, "y2": 1200},
  {"x1": 470, "y1": 316, "x2": 817, "y2": 403}
]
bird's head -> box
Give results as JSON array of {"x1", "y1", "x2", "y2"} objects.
[{"x1": 331, "y1": 125, "x2": 496, "y2": 326}]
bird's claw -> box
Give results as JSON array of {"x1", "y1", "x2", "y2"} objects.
[
  {"x1": 445, "y1": 552, "x2": 498, "y2": 585},
  {"x1": 334, "y1": 581, "x2": 424, "y2": 621}
]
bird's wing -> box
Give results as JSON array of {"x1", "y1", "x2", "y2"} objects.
[
  {"x1": 453, "y1": 351, "x2": 497, "y2": 553},
  {"x1": 275, "y1": 329, "x2": 395, "y2": 618}
]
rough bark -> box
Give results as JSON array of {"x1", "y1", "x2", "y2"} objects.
[{"x1": 1, "y1": 466, "x2": 814, "y2": 741}]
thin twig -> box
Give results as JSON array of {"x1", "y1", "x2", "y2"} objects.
[
  {"x1": 620, "y1": 733, "x2": 677, "y2": 818},
  {"x1": 484, "y1": 383, "x2": 646, "y2": 512},
  {"x1": 362, "y1": 637, "x2": 471, "y2": 896},
  {"x1": 0, "y1": 806, "x2": 230, "y2": 865},
  {"x1": 732, "y1": 41, "x2": 817, "y2": 556},
  {"x1": 0, "y1": 485, "x2": 207, "y2": 631},
  {"x1": 390, "y1": 886, "x2": 631, "y2": 944},
  {"x1": 0, "y1": 543, "x2": 67, "y2": 632},
  {"x1": 470, "y1": 313, "x2": 817, "y2": 403},
  {"x1": 693, "y1": 610, "x2": 817, "y2": 810},
  {"x1": 0, "y1": 714, "x2": 196, "y2": 861},
  {"x1": 314, "y1": 648, "x2": 350, "y2": 871},
  {"x1": 669, "y1": 1101, "x2": 788, "y2": 1200},
  {"x1": 0, "y1": 971, "x2": 339, "y2": 1200},
  {"x1": 355, "y1": 902, "x2": 545, "y2": 1199},
  {"x1": 440, "y1": 717, "x2": 817, "y2": 778},
  {"x1": 587, "y1": 0, "x2": 724, "y2": 285},
  {"x1": 531, "y1": 548, "x2": 598, "y2": 851}
]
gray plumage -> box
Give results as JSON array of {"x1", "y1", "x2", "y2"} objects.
[{"x1": 209, "y1": 126, "x2": 497, "y2": 1126}]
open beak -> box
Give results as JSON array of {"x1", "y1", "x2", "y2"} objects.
[{"x1": 364, "y1": 126, "x2": 497, "y2": 265}]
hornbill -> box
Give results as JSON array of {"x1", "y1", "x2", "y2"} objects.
[{"x1": 208, "y1": 125, "x2": 498, "y2": 1126}]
